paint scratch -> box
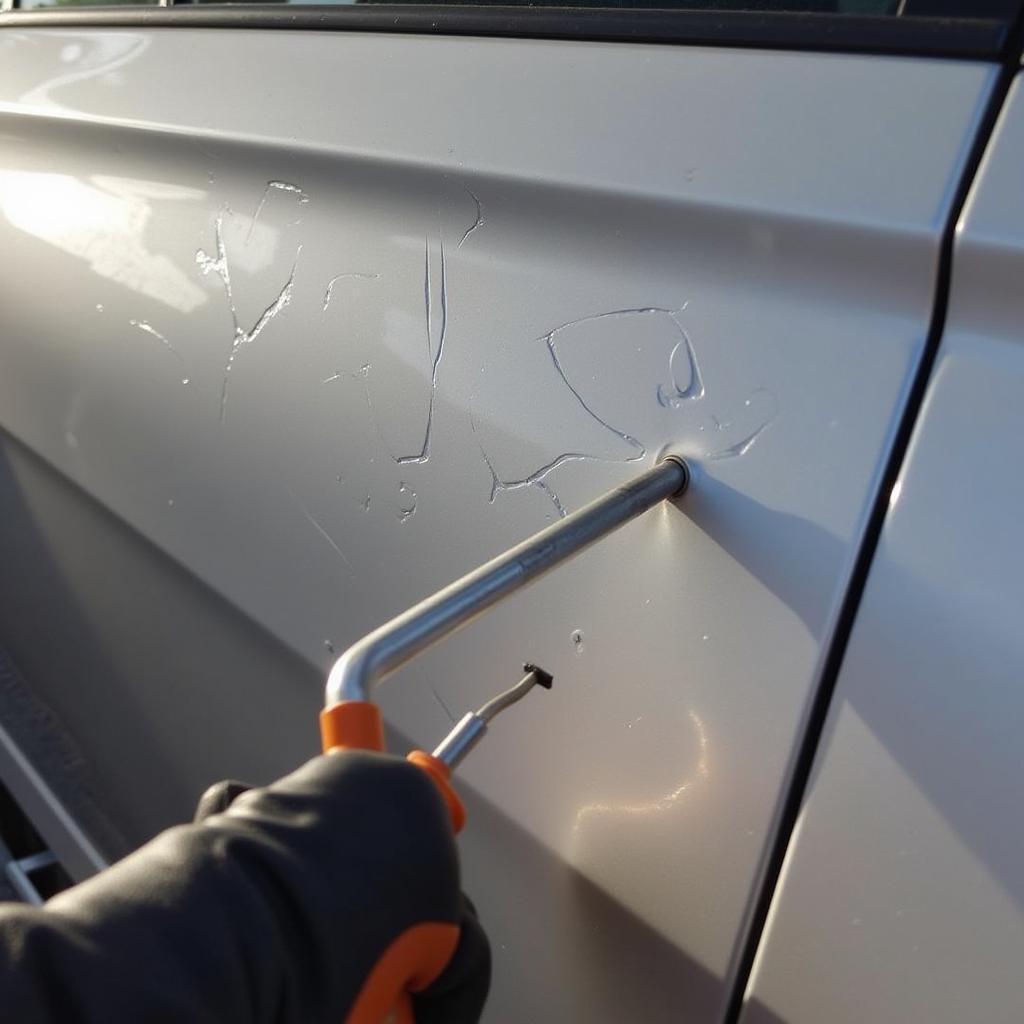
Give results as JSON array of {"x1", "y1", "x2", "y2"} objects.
[
  {"x1": 428, "y1": 681, "x2": 456, "y2": 723},
  {"x1": 541, "y1": 313, "x2": 648, "y2": 462},
  {"x1": 322, "y1": 272, "x2": 379, "y2": 314},
  {"x1": 197, "y1": 211, "x2": 301, "y2": 422},
  {"x1": 248, "y1": 180, "x2": 309, "y2": 241},
  {"x1": 470, "y1": 306, "x2": 704, "y2": 516},
  {"x1": 706, "y1": 388, "x2": 778, "y2": 460},
  {"x1": 657, "y1": 315, "x2": 704, "y2": 407},
  {"x1": 397, "y1": 230, "x2": 448, "y2": 465},
  {"x1": 128, "y1": 319, "x2": 184, "y2": 365},
  {"x1": 458, "y1": 188, "x2": 484, "y2": 248},
  {"x1": 323, "y1": 363, "x2": 383, "y2": 441},
  {"x1": 470, "y1": 414, "x2": 601, "y2": 519},
  {"x1": 396, "y1": 482, "x2": 418, "y2": 522},
  {"x1": 707, "y1": 421, "x2": 771, "y2": 460},
  {"x1": 302, "y1": 509, "x2": 352, "y2": 569}
]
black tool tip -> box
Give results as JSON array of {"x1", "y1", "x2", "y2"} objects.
[{"x1": 523, "y1": 663, "x2": 554, "y2": 689}]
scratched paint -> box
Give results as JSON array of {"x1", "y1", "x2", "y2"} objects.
[
  {"x1": 706, "y1": 388, "x2": 778, "y2": 460},
  {"x1": 322, "y1": 272, "x2": 379, "y2": 314},
  {"x1": 301, "y1": 506, "x2": 351, "y2": 569},
  {"x1": 195, "y1": 211, "x2": 300, "y2": 422},
  {"x1": 248, "y1": 180, "x2": 309, "y2": 241},
  {"x1": 458, "y1": 188, "x2": 484, "y2": 248},
  {"x1": 656, "y1": 318, "x2": 705, "y2": 407},
  {"x1": 128, "y1": 318, "x2": 184, "y2": 365},
  {"x1": 396, "y1": 482, "x2": 418, "y2": 522},
  {"x1": 149, "y1": 181, "x2": 771, "y2": 519},
  {"x1": 471, "y1": 302, "x2": 771, "y2": 516},
  {"x1": 396, "y1": 231, "x2": 448, "y2": 466}
]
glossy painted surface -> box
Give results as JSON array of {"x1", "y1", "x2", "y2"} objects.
[
  {"x1": 742, "y1": 74, "x2": 1024, "y2": 1024},
  {"x1": 0, "y1": 30, "x2": 993, "y2": 1020}
]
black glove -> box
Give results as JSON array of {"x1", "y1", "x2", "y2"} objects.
[
  {"x1": 412, "y1": 895, "x2": 491, "y2": 1024},
  {"x1": 0, "y1": 752, "x2": 491, "y2": 1024},
  {"x1": 197, "y1": 768, "x2": 493, "y2": 1023}
]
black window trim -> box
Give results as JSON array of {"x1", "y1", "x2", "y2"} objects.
[{"x1": 0, "y1": 5, "x2": 1015, "y2": 61}]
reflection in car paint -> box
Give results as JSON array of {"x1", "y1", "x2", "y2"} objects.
[
  {"x1": 0, "y1": 170, "x2": 207, "y2": 313},
  {"x1": 573, "y1": 709, "x2": 710, "y2": 833}
]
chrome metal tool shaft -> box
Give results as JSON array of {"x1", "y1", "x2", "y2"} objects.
[
  {"x1": 326, "y1": 456, "x2": 688, "y2": 707},
  {"x1": 432, "y1": 664, "x2": 554, "y2": 770}
]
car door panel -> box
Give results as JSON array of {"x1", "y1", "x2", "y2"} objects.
[
  {"x1": 0, "y1": 28, "x2": 995, "y2": 1020},
  {"x1": 740, "y1": 72, "x2": 1024, "y2": 1024}
]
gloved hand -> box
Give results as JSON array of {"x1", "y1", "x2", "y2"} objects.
[
  {"x1": 196, "y1": 760, "x2": 492, "y2": 1024},
  {"x1": 0, "y1": 752, "x2": 491, "y2": 1024}
]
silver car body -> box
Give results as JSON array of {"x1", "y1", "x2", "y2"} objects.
[{"x1": 0, "y1": 11, "x2": 1021, "y2": 1022}]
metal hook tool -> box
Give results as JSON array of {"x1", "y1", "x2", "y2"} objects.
[{"x1": 432, "y1": 663, "x2": 554, "y2": 770}]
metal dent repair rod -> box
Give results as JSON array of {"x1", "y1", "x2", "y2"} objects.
[
  {"x1": 321, "y1": 455, "x2": 689, "y2": 773},
  {"x1": 318, "y1": 456, "x2": 687, "y2": 1024}
]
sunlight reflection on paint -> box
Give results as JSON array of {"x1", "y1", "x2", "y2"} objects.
[
  {"x1": 889, "y1": 478, "x2": 903, "y2": 509},
  {"x1": 18, "y1": 33, "x2": 149, "y2": 109},
  {"x1": 573, "y1": 709, "x2": 709, "y2": 832},
  {"x1": 0, "y1": 170, "x2": 208, "y2": 313}
]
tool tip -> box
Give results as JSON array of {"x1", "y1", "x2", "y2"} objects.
[{"x1": 523, "y1": 663, "x2": 554, "y2": 689}]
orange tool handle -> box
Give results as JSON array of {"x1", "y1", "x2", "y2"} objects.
[
  {"x1": 319, "y1": 700, "x2": 465, "y2": 1024},
  {"x1": 342, "y1": 923, "x2": 459, "y2": 1024},
  {"x1": 319, "y1": 701, "x2": 467, "y2": 832}
]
